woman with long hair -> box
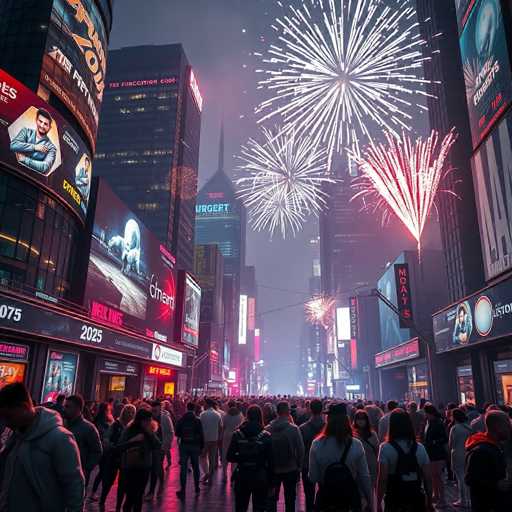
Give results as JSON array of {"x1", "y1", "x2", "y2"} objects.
[
  {"x1": 309, "y1": 403, "x2": 372, "y2": 512},
  {"x1": 352, "y1": 410, "x2": 380, "y2": 488},
  {"x1": 376, "y1": 408, "x2": 433, "y2": 512},
  {"x1": 90, "y1": 402, "x2": 114, "y2": 499}
]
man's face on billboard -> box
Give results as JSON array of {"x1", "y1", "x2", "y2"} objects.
[{"x1": 36, "y1": 114, "x2": 51, "y2": 137}]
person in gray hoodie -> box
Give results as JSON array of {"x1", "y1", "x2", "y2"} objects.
[
  {"x1": 266, "y1": 401, "x2": 305, "y2": 512},
  {"x1": 0, "y1": 382, "x2": 84, "y2": 512}
]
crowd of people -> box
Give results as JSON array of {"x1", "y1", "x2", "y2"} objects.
[{"x1": 0, "y1": 383, "x2": 511, "y2": 512}]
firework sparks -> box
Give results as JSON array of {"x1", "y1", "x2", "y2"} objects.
[
  {"x1": 351, "y1": 130, "x2": 457, "y2": 252},
  {"x1": 255, "y1": 0, "x2": 434, "y2": 168},
  {"x1": 305, "y1": 294, "x2": 336, "y2": 329},
  {"x1": 236, "y1": 127, "x2": 334, "y2": 238}
]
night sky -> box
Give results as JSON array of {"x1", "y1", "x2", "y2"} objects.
[{"x1": 109, "y1": 1, "x2": 432, "y2": 393}]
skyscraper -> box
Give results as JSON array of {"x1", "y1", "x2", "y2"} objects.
[{"x1": 94, "y1": 44, "x2": 202, "y2": 271}]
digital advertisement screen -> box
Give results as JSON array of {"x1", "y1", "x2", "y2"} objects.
[
  {"x1": 40, "y1": 0, "x2": 108, "y2": 150},
  {"x1": 0, "y1": 69, "x2": 92, "y2": 222},
  {"x1": 433, "y1": 277, "x2": 512, "y2": 353},
  {"x1": 460, "y1": 0, "x2": 512, "y2": 149},
  {"x1": 0, "y1": 362, "x2": 26, "y2": 390},
  {"x1": 456, "y1": 0, "x2": 477, "y2": 33},
  {"x1": 84, "y1": 180, "x2": 177, "y2": 342},
  {"x1": 239, "y1": 295, "x2": 248, "y2": 345},
  {"x1": 182, "y1": 274, "x2": 201, "y2": 347},
  {"x1": 336, "y1": 307, "x2": 351, "y2": 341},
  {"x1": 41, "y1": 350, "x2": 78, "y2": 403},
  {"x1": 472, "y1": 108, "x2": 512, "y2": 280}
]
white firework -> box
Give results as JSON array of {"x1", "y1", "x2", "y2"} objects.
[
  {"x1": 256, "y1": 0, "x2": 434, "y2": 168},
  {"x1": 236, "y1": 127, "x2": 334, "y2": 238}
]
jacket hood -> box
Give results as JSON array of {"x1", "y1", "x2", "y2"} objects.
[
  {"x1": 240, "y1": 420, "x2": 264, "y2": 437},
  {"x1": 268, "y1": 417, "x2": 291, "y2": 433},
  {"x1": 25, "y1": 406, "x2": 63, "y2": 441},
  {"x1": 465, "y1": 432, "x2": 500, "y2": 451}
]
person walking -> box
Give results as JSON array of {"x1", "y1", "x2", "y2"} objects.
[
  {"x1": 353, "y1": 409, "x2": 380, "y2": 489},
  {"x1": 227, "y1": 404, "x2": 273, "y2": 512},
  {"x1": 465, "y1": 410, "x2": 512, "y2": 512},
  {"x1": 448, "y1": 408, "x2": 472, "y2": 508},
  {"x1": 378, "y1": 401, "x2": 398, "y2": 441},
  {"x1": 175, "y1": 401, "x2": 205, "y2": 499},
  {"x1": 200, "y1": 398, "x2": 223, "y2": 483},
  {"x1": 376, "y1": 408, "x2": 434, "y2": 512},
  {"x1": 0, "y1": 383, "x2": 84, "y2": 512},
  {"x1": 309, "y1": 402, "x2": 372, "y2": 512},
  {"x1": 162, "y1": 399, "x2": 175, "y2": 469},
  {"x1": 63, "y1": 394, "x2": 103, "y2": 487},
  {"x1": 117, "y1": 408, "x2": 161, "y2": 512},
  {"x1": 90, "y1": 402, "x2": 114, "y2": 500},
  {"x1": 408, "y1": 402, "x2": 426, "y2": 441},
  {"x1": 222, "y1": 400, "x2": 244, "y2": 480},
  {"x1": 300, "y1": 399, "x2": 326, "y2": 512},
  {"x1": 266, "y1": 401, "x2": 305, "y2": 512}
]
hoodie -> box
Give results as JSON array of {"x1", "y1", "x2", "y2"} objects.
[
  {"x1": 465, "y1": 432, "x2": 510, "y2": 511},
  {"x1": 266, "y1": 417, "x2": 305, "y2": 474},
  {"x1": 0, "y1": 407, "x2": 84, "y2": 512}
]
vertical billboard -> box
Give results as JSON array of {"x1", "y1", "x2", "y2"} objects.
[
  {"x1": 460, "y1": 0, "x2": 512, "y2": 149},
  {"x1": 336, "y1": 307, "x2": 351, "y2": 341},
  {"x1": 394, "y1": 263, "x2": 414, "y2": 328},
  {"x1": 41, "y1": 350, "x2": 78, "y2": 403},
  {"x1": 239, "y1": 295, "x2": 248, "y2": 345},
  {"x1": 84, "y1": 180, "x2": 177, "y2": 342},
  {"x1": 0, "y1": 69, "x2": 92, "y2": 221},
  {"x1": 40, "y1": 0, "x2": 109, "y2": 150},
  {"x1": 471, "y1": 108, "x2": 512, "y2": 280},
  {"x1": 456, "y1": 0, "x2": 477, "y2": 33},
  {"x1": 182, "y1": 274, "x2": 201, "y2": 347}
]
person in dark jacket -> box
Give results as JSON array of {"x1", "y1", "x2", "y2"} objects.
[
  {"x1": 175, "y1": 401, "x2": 205, "y2": 499},
  {"x1": 227, "y1": 404, "x2": 273, "y2": 512},
  {"x1": 91, "y1": 402, "x2": 114, "y2": 500},
  {"x1": 465, "y1": 410, "x2": 512, "y2": 512},
  {"x1": 64, "y1": 394, "x2": 103, "y2": 487}
]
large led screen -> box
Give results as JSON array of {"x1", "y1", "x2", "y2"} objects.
[
  {"x1": 84, "y1": 181, "x2": 177, "y2": 343},
  {"x1": 460, "y1": 0, "x2": 512, "y2": 149},
  {"x1": 182, "y1": 274, "x2": 201, "y2": 347},
  {"x1": 40, "y1": 0, "x2": 108, "y2": 150},
  {"x1": 0, "y1": 69, "x2": 92, "y2": 221},
  {"x1": 471, "y1": 108, "x2": 512, "y2": 280}
]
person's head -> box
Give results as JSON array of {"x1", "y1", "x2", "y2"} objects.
[
  {"x1": 246, "y1": 404, "x2": 264, "y2": 429},
  {"x1": 486, "y1": 410, "x2": 512, "y2": 442},
  {"x1": 119, "y1": 404, "x2": 136, "y2": 427},
  {"x1": 186, "y1": 401, "x2": 196, "y2": 413},
  {"x1": 388, "y1": 408, "x2": 416, "y2": 443},
  {"x1": 408, "y1": 401, "x2": 418, "y2": 413},
  {"x1": 423, "y1": 404, "x2": 441, "y2": 421},
  {"x1": 95, "y1": 402, "x2": 111, "y2": 421},
  {"x1": 387, "y1": 400, "x2": 398, "y2": 413},
  {"x1": 310, "y1": 399, "x2": 323, "y2": 417},
  {"x1": 132, "y1": 408, "x2": 153, "y2": 431},
  {"x1": 458, "y1": 304, "x2": 467, "y2": 324},
  {"x1": 84, "y1": 155, "x2": 90, "y2": 168},
  {"x1": 452, "y1": 408, "x2": 467, "y2": 424},
  {"x1": 36, "y1": 108, "x2": 52, "y2": 136},
  {"x1": 353, "y1": 409, "x2": 371, "y2": 435},
  {"x1": 151, "y1": 400, "x2": 161, "y2": 419},
  {"x1": 64, "y1": 395, "x2": 84, "y2": 421},
  {"x1": 0, "y1": 383, "x2": 36, "y2": 430},
  {"x1": 277, "y1": 401, "x2": 290, "y2": 418},
  {"x1": 56, "y1": 394, "x2": 66, "y2": 405},
  {"x1": 205, "y1": 398, "x2": 215, "y2": 409},
  {"x1": 322, "y1": 403, "x2": 352, "y2": 444},
  {"x1": 228, "y1": 400, "x2": 236, "y2": 409}
]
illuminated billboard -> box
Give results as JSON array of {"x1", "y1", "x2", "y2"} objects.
[
  {"x1": 460, "y1": 0, "x2": 512, "y2": 149},
  {"x1": 41, "y1": 350, "x2": 78, "y2": 403},
  {"x1": 336, "y1": 307, "x2": 351, "y2": 341},
  {"x1": 455, "y1": 0, "x2": 477, "y2": 33},
  {"x1": 40, "y1": 0, "x2": 109, "y2": 150},
  {"x1": 84, "y1": 180, "x2": 177, "y2": 342},
  {"x1": 239, "y1": 295, "x2": 248, "y2": 345},
  {"x1": 0, "y1": 69, "x2": 92, "y2": 221},
  {"x1": 471, "y1": 108, "x2": 512, "y2": 280},
  {"x1": 189, "y1": 69, "x2": 203, "y2": 112},
  {"x1": 182, "y1": 274, "x2": 201, "y2": 347}
]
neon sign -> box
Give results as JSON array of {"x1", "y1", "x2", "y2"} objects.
[
  {"x1": 147, "y1": 365, "x2": 172, "y2": 377},
  {"x1": 195, "y1": 203, "x2": 230, "y2": 214},
  {"x1": 189, "y1": 69, "x2": 203, "y2": 112},
  {"x1": 108, "y1": 77, "x2": 177, "y2": 89}
]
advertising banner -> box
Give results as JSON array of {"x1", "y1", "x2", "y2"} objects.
[
  {"x1": 239, "y1": 295, "x2": 248, "y2": 345},
  {"x1": 460, "y1": 0, "x2": 512, "y2": 149},
  {"x1": 375, "y1": 338, "x2": 420, "y2": 368},
  {"x1": 182, "y1": 274, "x2": 201, "y2": 347},
  {"x1": 349, "y1": 297, "x2": 359, "y2": 340},
  {"x1": 394, "y1": 263, "x2": 414, "y2": 328},
  {"x1": 41, "y1": 350, "x2": 78, "y2": 403},
  {"x1": 0, "y1": 69, "x2": 92, "y2": 222},
  {"x1": 433, "y1": 276, "x2": 512, "y2": 353},
  {"x1": 456, "y1": 0, "x2": 477, "y2": 33},
  {"x1": 151, "y1": 343, "x2": 183, "y2": 367},
  {"x1": 472, "y1": 108, "x2": 512, "y2": 280},
  {"x1": 336, "y1": 307, "x2": 351, "y2": 342},
  {"x1": 0, "y1": 342, "x2": 29, "y2": 362},
  {"x1": 84, "y1": 181, "x2": 177, "y2": 343},
  {"x1": 41, "y1": 0, "x2": 109, "y2": 150},
  {"x1": 0, "y1": 362, "x2": 26, "y2": 390}
]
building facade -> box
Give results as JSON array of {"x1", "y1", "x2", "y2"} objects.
[{"x1": 94, "y1": 44, "x2": 202, "y2": 271}]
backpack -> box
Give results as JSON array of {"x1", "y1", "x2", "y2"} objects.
[
  {"x1": 120, "y1": 440, "x2": 147, "y2": 470},
  {"x1": 237, "y1": 430, "x2": 267, "y2": 471},
  {"x1": 271, "y1": 425, "x2": 295, "y2": 467},
  {"x1": 386, "y1": 441, "x2": 425, "y2": 510},
  {"x1": 319, "y1": 438, "x2": 360, "y2": 512}
]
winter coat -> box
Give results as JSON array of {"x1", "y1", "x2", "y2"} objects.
[
  {"x1": 266, "y1": 416, "x2": 305, "y2": 473},
  {"x1": 300, "y1": 415, "x2": 325, "y2": 470},
  {"x1": 0, "y1": 407, "x2": 84, "y2": 512},
  {"x1": 424, "y1": 417, "x2": 448, "y2": 462},
  {"x1": 159, "y1": 410, "x2": 174, "y2": 452},
  {"x1": 175, "y1": 411, "x2": 205, "y2": 450}
]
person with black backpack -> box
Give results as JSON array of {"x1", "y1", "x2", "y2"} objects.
[
  {"x1": 309, "y1": 402, "x2": 372, "y2": 512},
  {"x1": 376, "y1": 408, "x2": 434, "y2": 512},
  {"x1": 227, "y1": 404, "x2": 273, "y2": 512}
]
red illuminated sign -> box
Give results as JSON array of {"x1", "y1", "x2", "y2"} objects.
[
  {"x1": 90, "y1": 301, "x2": 124, "y2": 327},
  {"x1": 0, "y1": 342, "x2": 29, "y2": 362},
  {"x1": 147, "y1": 365, "x2": 172, "y2": 377},
  {"x1": 394, "y1": 263, "x2": 413, "y2": 328},
  {"x1": 189, "y1": 69, "x2": 203, "y2": 112},
  {"x1": 375, "y1": 338, "x2": 420, "y2": 368},
  {"x1": 108, "y1": 77, "x2": 177, "y2": 89}
]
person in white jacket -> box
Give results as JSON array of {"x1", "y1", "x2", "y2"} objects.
[{"x1": 221, "y1": 401, "x2": 243, "y2": 480}]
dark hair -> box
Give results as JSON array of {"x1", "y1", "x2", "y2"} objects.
[
  {"x1": 310, "y1": 399, "x2": 323, "y2": 415},
  {"x1": 452, "y1": 408, "x2": 467, "y2": 424},
  {"x1": 66, "y1": 395, "x2": 84, "y2": 412},
  {"x1": 228, "y1": 400, "x2": 236, "y2": 409},
  {"x1": 388, "y1": 409, "x2": 416, "y2": 443},
  {"x1": 423, "y1": 404, "x2": 441, "y2": 418},
  {"x1": 246, "y1": 404, "x2": 264, "y2": 428},
  {"x1": 56, "y1": 394, "x2": 66, "y2": 404},
  {"x1": 150, "y1": 400, "x2": 161, "y2": 408},
  {"x1": 320, "y1": 410, "x2": 352, "y2": 444},
  {"x1": 0, "y1": 382, "x2": 32, "y2": 408},
  {"x1": 387, "y1": 400, "x2": 398, "y2": 412},
  {"x1": 205, "y1": 398, "x2": 215, "y2": 408},
  {"x1": 36, "y1": 108, "x2": 52, "y2": 123},
  {"x1": 277, "y1": 401, "x2": 290, "y2": 416},
  {"x1": 353, "y1": 410, "x2": 372, "y2": 439},
  {"x1": 94, "y1": 402, "x2": 112, "y2": 425},
  {"x1": 186, "y1": 402, "x2": 196, "y2": 412}
]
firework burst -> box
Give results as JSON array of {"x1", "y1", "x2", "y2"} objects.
[
  {"x1": 236, "y1": 127, "x2": 334, "y2": 238},
  {"x1": 351, "y1": 130, "x2": 457, "y2": 252},
  {"x1": 255, "y1": 0, "x2": 434, "y2": 168},
  {"x1": 305, "y1": 294, "x2": 336, "y2": 329}
]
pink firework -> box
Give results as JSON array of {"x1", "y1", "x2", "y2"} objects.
[{"x1": 351, "y1": 130, "x2": 457, "y2": 252}]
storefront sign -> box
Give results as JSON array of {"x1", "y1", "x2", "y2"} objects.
[
  {"x1": 0, "y1": 341, "x2": 29, "y2": 362},
  {"x1": 394, "y1": 263, "x2": 414, "y2": 328},
  {"x1": 41, "y1": 350, "x2": 78, "y2": 403},
  {"x1": 375, "y1": 338, "x2": 420, "y2": 368},
  {"x1": 349, "y1": 297, "x2": 359, "y2": 340},
  {"x1": 433, "y1": 276, "x2": 512, "y2": 353},
  {"x1": 147, "y1": 365, "x2": 172, "y2": 377},
  {"x1": 108, "y1": 77, "x2": 177, "y2": 89},
  {"x1": 151, "y1": 343, "x2": 183, "y2": 367},
  {"x1": 98, "y1": 359, "x2": 138, "y2": 376}
]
